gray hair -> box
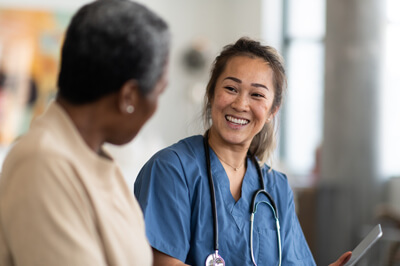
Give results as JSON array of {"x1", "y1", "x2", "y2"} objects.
[{"x1": 58, "y1": 0, "x2": 170, "y2": 104}]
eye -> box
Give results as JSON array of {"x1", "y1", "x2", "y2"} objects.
[
  {"x1": 224, "y1": 86, "x2": 237, "y2": 93},
  {"x1": 252, "y1": 93, "x2": 265, "y2": 98}
]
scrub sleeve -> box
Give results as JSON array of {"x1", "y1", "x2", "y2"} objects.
[{"x1": 134, "y1": 149, "x2": 191, "y2": 262}]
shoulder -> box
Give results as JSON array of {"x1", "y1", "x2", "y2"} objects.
[
  {"x1": 2, "y1": 107, "x2": 76, "y2": 172},
  {"x1": 2, "y1": 132, "x2": 68, "y2": 180},
  {"x1": 145, "y1": 135, "x2": 204, "y2": 167},
  {"x1": 135, "y1": 135, "x2": 204, "y2": 186},
  {"x1": 0, "y1": 154, "x2": 85, "y2": 225},
  {"x1": 261, "y1": 165, "x2": 290, "y2": 190},
  {"x1": 0, "y1": 106, "x2": 91, "y2": 195},
  {"x1": 0, "y1": 135, "x2": 76, "y2": 198},
  {"x1": 1, "y1": 151, "x2": 75, "y2": 191},
  {"x1": 164, "y1": 135, "x2": 204, "y2": 157}
]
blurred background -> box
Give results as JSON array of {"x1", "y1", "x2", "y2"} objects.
[{"x1": 0, "y1": 0, "x2": 399, "y2": 264}]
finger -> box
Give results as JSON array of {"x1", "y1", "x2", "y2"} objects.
[{"x1": 339, "y1": 251, "x2": 352, "y2": 264}]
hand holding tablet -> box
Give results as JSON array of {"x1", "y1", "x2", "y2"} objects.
[
  {"x1": 343, "y1": 224, "x2": 383, "y2": 266},
  {"x1": 329, "y1": 224, "x2": 382, "y2": 266}
]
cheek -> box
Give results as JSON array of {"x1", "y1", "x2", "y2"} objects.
[
  {"x1": 212, "y1": 92, "x2": 231, "y2": 110},
  {"x1": 213, "y1": 99, "x2": 227, "y2": 111},
  {"x1": 254, "y1": 104, "x2": 272, "y2": 122}
]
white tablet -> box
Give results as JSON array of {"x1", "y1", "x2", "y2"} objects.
[{"x1": 343, "y1": 224, "x2": 383, "y2": 266}]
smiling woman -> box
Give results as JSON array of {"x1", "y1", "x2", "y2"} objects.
[
  {"x1": 203, "y1": 39, "x2": 287, "y2": 165},
  {"x1": 134, "y1": 37, "x2": 351, "y2": 266},
  {"x1": 134, "y1": 37, "x2": 319, "y2": 266},
  {"x1": 208, "y1": 55, "x2": 277, "y2": 202},
  {"x1": 208, "y1": 56, "x2": 277, "y2": 167}
]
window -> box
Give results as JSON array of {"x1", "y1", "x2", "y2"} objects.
[
  {"x1": 282, "y1": 0, "x2": 400, "y2": 181},
  {"x1": 281, "y1": 0, "x2": 326, "y2": 184},
  {"x1": 379, "y1": 0, "x2": 400, "y2": 178}
]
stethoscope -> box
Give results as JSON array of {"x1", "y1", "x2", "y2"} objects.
[{"x1": 203, "y1": 131, "x2": 282, "y2": 266}]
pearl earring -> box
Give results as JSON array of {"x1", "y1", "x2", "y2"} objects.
[{"x1": 126, "y1": 105, "x2": 134, "y2": 114}]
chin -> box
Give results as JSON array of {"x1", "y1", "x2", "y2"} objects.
[
  {"x1": 110, "y1": 133, "x2": 138, "y2": 146},
  {"x1": 221, "y1": 130, "x2": 245, "y2": 141}
]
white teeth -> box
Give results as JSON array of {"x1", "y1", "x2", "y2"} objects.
[{"x1": 226, "y1": 115, "x2": 249, "y2": 125}]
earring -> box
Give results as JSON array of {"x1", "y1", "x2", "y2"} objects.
[{"x1": 126, "y1": 105, "x2": 135, "y2": 114}]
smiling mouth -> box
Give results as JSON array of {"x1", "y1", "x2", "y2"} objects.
[{"x1": 225, "y1": 115, "x2": 249, "y2": 125}]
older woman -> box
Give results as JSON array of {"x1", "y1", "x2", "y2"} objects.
[
  {"x1": 134, "y1": 37, "x2": 351, "y2": 266},
  {"x1": 0, "y1": 1, "x2": 170, "y2": 265}
]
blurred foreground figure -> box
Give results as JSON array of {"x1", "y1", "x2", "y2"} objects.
[{"x1": 0, "y1": 0, "x2": 170, "y2": 265}]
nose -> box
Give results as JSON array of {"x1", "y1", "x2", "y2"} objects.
[{"x1": 231, "y1": 93, "x2": 249, "y2": 112}]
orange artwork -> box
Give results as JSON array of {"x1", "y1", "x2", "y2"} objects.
[{"x1": 0, "y1": 9, "x2": 71, "y2": 145}]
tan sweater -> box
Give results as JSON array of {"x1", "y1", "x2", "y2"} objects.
[{"x1": 0, "y1": 102, "x2": 152, "y2": 266}]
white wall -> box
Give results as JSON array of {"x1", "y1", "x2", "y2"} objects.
[{"x1": 0, "y1": 0, "x2": 281, "y2": 189}]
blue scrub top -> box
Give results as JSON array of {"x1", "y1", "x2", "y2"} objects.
[{"x1": 134, "y1": 135, "x2": 316, "y2": 266}]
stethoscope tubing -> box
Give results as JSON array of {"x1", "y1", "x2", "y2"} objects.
[
  {"x1": 203, "y1": 131, "x2": 281, "y2": 266},
  {"x1": 203, "y1": 131, "x2": 219, "y2": 251}
]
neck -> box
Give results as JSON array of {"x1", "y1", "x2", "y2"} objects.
[
  {"x1": 207, "y1": 129, "x2": 248, "y2": 172},
  {"x1": 56, "y1": 97, "x2": 108, "y2": 154},
  {"x1": 213, "y1": 149, "x2": 245, "y2": 171}
]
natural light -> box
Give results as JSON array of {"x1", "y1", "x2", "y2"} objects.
[
  {"x1": 283, "y1": 0, "x2": 400, "y2": 182},
  {"x1": 283, "y1": 0, "x2": 325, "y2": 180},
  {"x1": 379, "y1": 0, "x2": 400, "y2": 178}
]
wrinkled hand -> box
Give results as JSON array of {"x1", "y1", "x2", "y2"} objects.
[{"x1": 329, "y1": 251, "x2": 352, "y2": 266}]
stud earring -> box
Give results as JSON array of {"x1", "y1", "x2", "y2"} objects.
[{"x1": 126, "y1": 105, "x2": 135, "y2": 114}]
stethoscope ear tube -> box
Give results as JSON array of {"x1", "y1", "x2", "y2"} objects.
[
  {"x1": 251, "y1": 156, "x2": 279, "y2": 219},
  {"x1": 250, "y1": 191, "x2": 282, "y2": 266},
  {"x1": 250, "y1": 155, "x2": 281, "y2": 266},
  {"x1": 203, "y1": 131, "x2": 219, "y2": 251},
  {"x1": 251, "y1": 190, "x2": 279, "y2": 220},
  {"x1": 203, "y1": 131, "x2": 281, "y2": 266}
]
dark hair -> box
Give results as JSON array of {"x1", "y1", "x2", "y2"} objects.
[
  {"x1": 57, "y1": 0, "x2": 170, "y2": 104},
  {"x1": 203, "y1": 37, "x2": 287, "y2": 163}
]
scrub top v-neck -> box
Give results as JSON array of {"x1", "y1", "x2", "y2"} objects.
[{"x1": 134, "y1": 135, "x2": 316, "y2": 266}]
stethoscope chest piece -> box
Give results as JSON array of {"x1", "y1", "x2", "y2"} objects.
[{"x1": 205, "y1": 251, "x2": 225, "y2": 266}]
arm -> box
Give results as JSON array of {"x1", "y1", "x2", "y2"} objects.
[
  {"x1": 275, "y1": 175, "x2": 316, "y2": 264},
  {"x1": 153, "y1": 248, "x2": 190, "y2": 266},
  {"x1": 134, "y1": 151, "x2": 192, "y2": 263}
]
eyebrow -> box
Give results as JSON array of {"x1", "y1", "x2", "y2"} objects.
[{"x1": 224, "y1": 76, "x2": 269, "y2": 91}]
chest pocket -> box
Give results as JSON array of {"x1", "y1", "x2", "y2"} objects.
[{"x1": 252, "y1": 201, "x2": 280, "y2": 265}]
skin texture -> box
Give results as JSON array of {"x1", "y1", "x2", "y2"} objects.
[
  {"x1": 207, "y1": 55, "x2": 277, "y2": 201},
  {"x1": 329, "y1": 251, "x2": 353, "y2": 266},
  {"x1": 208, "y1": 56, "x2": 276, "y2": 150},
  {"x1": 57, "y1": 64, "x2": 168, "y2": 155}
]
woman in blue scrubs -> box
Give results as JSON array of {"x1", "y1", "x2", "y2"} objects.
[{"x1": 134, "y1": 37, "x2": 351, "y2": 266}]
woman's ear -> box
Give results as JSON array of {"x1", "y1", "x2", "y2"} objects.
[
  {"x1": 118, "y1": 79, "x2": 139, "y2": 114},
  {"x1": 267, "y1": 106, "x2": 280, "y2": 123}
]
